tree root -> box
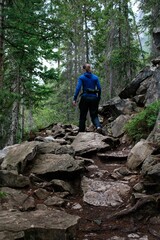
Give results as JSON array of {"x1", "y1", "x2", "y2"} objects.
[{"x1": 108, "y1": 194, "x2": 160, "y2": 219}]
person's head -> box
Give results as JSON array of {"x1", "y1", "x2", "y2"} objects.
[{"x1": 83, "y1": 63, "x2": 92, "y2": 72}]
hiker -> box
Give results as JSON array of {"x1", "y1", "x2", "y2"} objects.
[{"x1": 72, "y1": 63, "x2": 102, "y2": 132}]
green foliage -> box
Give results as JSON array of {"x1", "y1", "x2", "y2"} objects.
[
  {"x1": 0, "y1": 191, "x2": 7, "y2": 199},
  {"x1": 125, "y1": 101, "x2": 160, "y2": 142},
  {"x1": 1, "y1": 0, "x2": 159, "y2": 147}
]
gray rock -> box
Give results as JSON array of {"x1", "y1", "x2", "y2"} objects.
[
  {"x1": 153, "y1": 28, "x2": 160, "y2": 50},
  {"x1": 97, "y1": 150, "x2": 129, "y2": 161},
  {"x1": 111, "y1": 114, "x2": 131, "y2": 138},
  {"x1": 50, "y1": 179, "x2": 74, "y2": 194},
  {"x1": 37, "y1": 142, "x2": 74, "y2": 155},
  {"x1": 81, "y1": 176, "x2": 130, "y2": 207},
  {"x1": 0, "y1": 170, "x2": 29, "y2": 188},
  {"x1": 127, "y1": 139, "x2": 155, "y2": 170},
  {"x1": 31, "y1": 153, "x2": 84, "y2": 177},
  {"x1": 141, "y1": 154, "x2": 160, "y2": 179},
  {"x1": 0, "y1": 187, "x2": 35, "y2": 211},
  {"x1": 1, "y1": 141, "x2": 38, "y2": 174},
  {"x1": 44, "y1": 195, "x2": 65, "y2": 206},
  {"x1": 71, "y1": 132, "x2": 109, "y2": 155},
  {"x1": 119, "y1": 66, "x2": 153, "y2": 99},
  {"x1": 0, "y1": 209, "x2": 80, "y2": 240},
  {"x1": 34, "y1": 188, "x2": 50, "y2": 200},
  {"x1": 147, "y1": 111, "x2": 160, "y2": 144}
]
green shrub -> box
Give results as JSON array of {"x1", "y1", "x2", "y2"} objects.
[
  {"x1": 0, "y1": 191, "x2": 7, "y2": 198},
  {"x1": 124, "y1": 101, "x2": 160, "y2": 142}
]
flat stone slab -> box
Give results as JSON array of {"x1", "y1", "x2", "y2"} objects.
[
  {"x1": 31, "y1": 153, "x2": 84, "y2": 176},
  {"x1": 0, "y1": 209, "x2": 80, "y2": 240},
  {"x1": 81, "y1": 176, "x2": 130, "y2": 207},
  {"x1": 71, "y1": 132, "x2": 109, "y2": 155},
  {"x1": 97, "y1": 150, "x2": 129, "y2": 161},
  {"x1": 37, "y1": 142, "x2": 74, "y2": 155}
]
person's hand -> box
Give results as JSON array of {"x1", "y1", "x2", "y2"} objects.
[{"x1": 72, "y1": 100, "x2": 76, "y2": 106}]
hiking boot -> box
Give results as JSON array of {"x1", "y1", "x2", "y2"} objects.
[{"x1": 96, "y1": 127, "x2": 102, "y2": 134}]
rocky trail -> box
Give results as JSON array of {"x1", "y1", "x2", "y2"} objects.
[
  {"x1": 64, "y1": 146, "x2": 159, "y2": 240},
  {"x1": 1, "y1": 46, "x2": 160, "y2": 239},
  {"x1": 0, "y1": 125, "x2": 160, "y2": 240}
]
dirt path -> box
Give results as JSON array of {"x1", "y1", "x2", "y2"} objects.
[{"x1": 65, "y1": 154, "x2": 159, "y2": 240}]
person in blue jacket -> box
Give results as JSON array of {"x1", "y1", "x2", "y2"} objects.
[{"x1": 72, "y1": 63, "x2": 102, "y2": 132}]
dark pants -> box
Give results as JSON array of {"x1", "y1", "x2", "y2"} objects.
[{"x1": 79, "y1": 95, "x2": 101, "y2": 132}]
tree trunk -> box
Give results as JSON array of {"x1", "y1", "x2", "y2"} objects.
[
  {"x1": 0, "y1": 0, "x2": 4, "y2": 87},
  {"x1": 83, "y1": 5, "x2": 89, "y2": 63}
]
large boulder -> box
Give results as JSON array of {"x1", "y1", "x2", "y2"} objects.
[
  {"x1": 141, "y1": 154, "x2": 160, "y2": 180},
  {"x1": 119, "y1": 66, "x2": 153, "y2": 99},
  {"x1": 31, "y1": 153, "x2": 84, "y2": 178},
  {"x1": 127, "y1": 139, "x2": 155, "y2": 170},
  {"x1": 99, "y1": 97, "x2": 136, "y2": 121},
  {"x1": 37, "y1": 142, "x2": 74, "y2": 155},
  {"x1": 111, "y1": 114, "x2": 131, "y2": 138},
  {"x1": 1, "y1": 141, "x2": 38, "y2": 174},
  {"x1": 71, "y1": 132, "x2": 109, "y2": 156},
  {"x1": 0, "y1": 209, "x2": 80, "y2": 240}
]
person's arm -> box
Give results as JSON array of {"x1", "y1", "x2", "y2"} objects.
[
  {"x1": 72, "y1": 77, "x2": 82, "y2": 106},
  {"x1": 97, "y1": 77, "x2": 101, "y2": 101}
]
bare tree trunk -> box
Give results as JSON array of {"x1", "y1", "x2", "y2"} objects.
[
  {"x1": 0, "y1": 0, "x2": 4, "y2": 87},
  {"x1": 7, "y1": 100, "x2": 19, "y2": 145},
  {"x1": 6, "y1": 69, "x2": 21, "y2": 145},
  {"x1": 83, "y1": 5, "x2": 89, "y2": 63},
  {"x1": 27, "y1": 107, "x2": 34, "y2": 132},
  {"x1": 131, "y1": 4, "x2": 145, "y2": 63}
]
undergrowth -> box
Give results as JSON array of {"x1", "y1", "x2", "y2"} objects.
[
  {"x1": 124, "y1": 100, "x2": 160, "y2": 142},
  {"x1": 0, "y1": 191, "x2": 7, "y2": 198}
]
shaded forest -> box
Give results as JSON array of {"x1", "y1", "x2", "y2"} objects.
[{"x1": 0, "y1": 0, "x2": 159, "y2": 148}]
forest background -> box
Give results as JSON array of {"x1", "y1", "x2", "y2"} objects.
[{"x1": 0, "y1": 0, "x2": 159, "y2": 148}]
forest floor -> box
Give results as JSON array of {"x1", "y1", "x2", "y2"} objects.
[{"x1": 65, "y1": 149, "x2": 160, "y2": 240}]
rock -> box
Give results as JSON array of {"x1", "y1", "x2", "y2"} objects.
[
  {"x1": 149, "y1": 215, "x2": 160, "y2": 224},
  {"x1": 35, "y1": 135, "x2": 55, "y2": 142},
  {"x1": 34, "y1": 188, "x2": 50, "y2": 200},
  {"x1": 0, "y1": 209, "x2": 80, "y2": 240},
  {"x1": 44, "y1": 195, "x2": 65, "y2": 207},
  {"x1": 50, "y1": 179, "x2": 74, "y2": 194},
  {"x1": 99, "y1": 97, "x2": 136, "y2": 121},
  {"x1": 147, "y1": 111, "x2": 160, "y2": 144},
  {"x1": 144, "y1": 68, "x2": 160, "y2": 105},
  {"x1": 127, "y1": 139, "x2": 155, "y2": 170},
  {"x1": 72, "y1": 203, "x2": 82, "y2": 210},
  {"x1": 1, "y1": 141, "x2": 38, "y2": 174},
  {"x1": 153, "y1": 28, "x2": 160, "y2": 50},
  {"x1": 114, "y1": 166, "x2": 132, "y2": 176},
  {"x1": 151, "y1": 56, "x2": 160, "y2": 66},
  {"x1": 37, "y1": 142, "x2": 74, "y2": 155},
  {"x1": 118, "y1": 66, "x2": 153, "y2": 99},
  {"x1": 133, "y1": 182, "x2": 144, "y2": 192},
  {"x1": 0, "y1": 170, "x2": 29, "y2": 188},
  {"x1": 31, "y1": 153, "x2": 85, "y2": 178},
  {"x1": 97, "y1": 150, "x2": 129, "y2": 161},
  {"x1": 52, "y1": 123, "x2": 66, "y2": 138},
  {"x1": 141, "y1": 154, "x2": 160, "y2": 180},
  {"x1": 81, "y1": 176, "x2": 130, "y2": 207},
  {"x1": 0, "y1": 187, "x2": 35, "y2": 211},
  {"x1": 71, "y1": 132, "x2": 109, "y2": 156},
  {"x1": 110, "y1": 114, "x2": 130, "y2": 138}
]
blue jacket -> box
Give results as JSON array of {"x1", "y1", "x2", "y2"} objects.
[{"x1": 73, "y1": 72, "x2": 101, "y2": 101}]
